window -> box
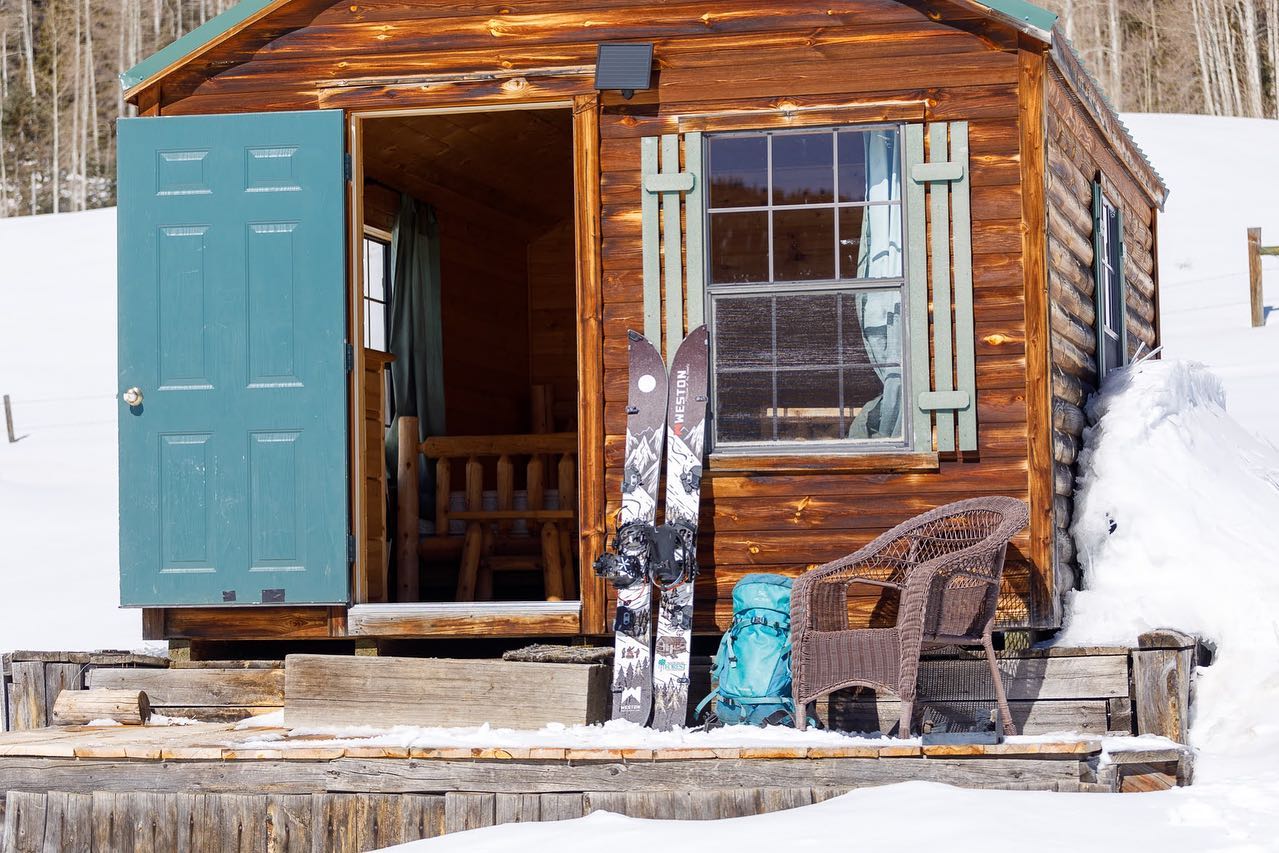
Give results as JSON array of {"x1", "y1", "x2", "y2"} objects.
[
  {"x1": 1095, "y1": 192, "x2": 1125, "y2": 377},
  {"x1": 705, "y1": 126, "x2": 909, "y2": 451},
  {"x1": 363, "y1": 234, "x2": 391, "y2": 352}
]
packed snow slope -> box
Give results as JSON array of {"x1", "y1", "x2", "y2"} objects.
[{"x1": 0, "y1": 207, "x2": 140, "y2": 651}]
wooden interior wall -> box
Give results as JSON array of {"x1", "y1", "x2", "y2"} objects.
[
  {"x1": 1042, "y1": 69, "x2": 1161, "y2": 618},
  {"x1": 139, "y1": 0, "x2": 1095, "y2": 631},
  {"x1": 527, "y1": 220, "x2": 578, "y2": 432},
  {"x1": 361, "y1": 110, "x2": 576, "y2": 437}
]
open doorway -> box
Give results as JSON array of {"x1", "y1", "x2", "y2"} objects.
[{"x1": 358, "y1": 105, "x2": 579, "y2": 606}]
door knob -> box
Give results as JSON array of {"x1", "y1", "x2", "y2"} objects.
[{"x1": 122, "y1": 387, "x2": 144, "y2": 407}]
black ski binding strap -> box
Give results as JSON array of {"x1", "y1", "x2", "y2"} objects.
[
  {"x1": 648, "y1": 521, "x2": 698, "y2": 589},
  {"x1": 593, "y1": 520, "x2": 653, "y2": 589}
]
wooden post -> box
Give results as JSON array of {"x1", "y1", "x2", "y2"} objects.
[
  {"x1": 1249, "y1": 227, "x2": 1264, "y2": 328},
  {"x1": 396, "y1": 416, "x2": 421, "y2": 603},
  {"x1": 3, "y1": 394, "x2": 16, "y2": 443},
  {"x1": 1132, "y1": 628, "x2": 1197, "y2": 744},
  {"x1": 435, "y1": 457, "x2": 451, "y2": 538}
]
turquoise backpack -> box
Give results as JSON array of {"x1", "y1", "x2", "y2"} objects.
[{"x1": 696, "y1": 574, "x2": 799, "y2": 727}]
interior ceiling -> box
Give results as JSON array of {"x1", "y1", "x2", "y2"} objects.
[{"x1": 363, "y1": 108, "x2": 575, "y2": 236}]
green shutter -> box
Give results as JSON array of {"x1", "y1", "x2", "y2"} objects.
[
  {"x1": 641, "y1": 133, "x2": 703, "y2": 361},
  {"x1": 1091, "y1": 179, "x2": 1106, "y2": 377},
  {"x1": 907, "y1": 121, "x2": 978, "y2": 453}
]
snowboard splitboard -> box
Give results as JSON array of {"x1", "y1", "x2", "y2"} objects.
[
  {"x1": 651, "y1": 325, "x2": 710, "y2": 732},
  {"x1": 608, "y1": 331, "x2": 668, "y2": 725}
]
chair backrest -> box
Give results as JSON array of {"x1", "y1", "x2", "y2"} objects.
[{"x1": 895, "y1": 497, "x2": 1029, "y2": 641}]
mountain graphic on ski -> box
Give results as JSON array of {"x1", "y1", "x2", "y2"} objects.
[
  {"x1": 594, "y1": 330, "x2": 666, "y2": 725},
  {"x1": 651, "y1": 325, "x2": 709, "y2": 732}
]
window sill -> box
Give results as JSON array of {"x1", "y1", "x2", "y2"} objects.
[{"x1": 705, "y1": 452, "x2": 940, "y2": 476}]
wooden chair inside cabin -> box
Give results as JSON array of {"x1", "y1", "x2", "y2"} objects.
[{"x1": 396, "y1": 384, "x2": 578, "y2": 603}]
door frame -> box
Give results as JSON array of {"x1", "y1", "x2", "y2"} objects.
[{"x1": 345, "y1": 97, "x2": 606, "y2": 634}]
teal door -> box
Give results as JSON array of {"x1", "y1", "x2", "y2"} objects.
[{"x1": 117, "y1": 109, "x2": 349, "y2": 607}]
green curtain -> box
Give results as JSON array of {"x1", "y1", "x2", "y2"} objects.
[{"x1": 386, "y1": 192, "x2": 446, "y2": 517}]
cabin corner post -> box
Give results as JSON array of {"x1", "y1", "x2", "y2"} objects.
[
  {"x1": 1018, "y1": 46, "x2": 1057, "y2": 627},
  {"x1": 572, "y1": 92, "x2": 607, "y2": 634}
]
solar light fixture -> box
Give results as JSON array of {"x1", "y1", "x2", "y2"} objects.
[{"x1": 594, "y1": 43, "x2": 654, "y2": 99}]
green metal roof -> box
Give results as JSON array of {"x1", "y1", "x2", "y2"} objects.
[
  {"x1": 120, "y1": 0, "x2": 1060, "y2": 95},
  {"x1": 119, "y1": 0, "x2": 280, "y2": 93},
  {"x1": 979, "y1": 0, "x2": 1058, "y2": 38}
]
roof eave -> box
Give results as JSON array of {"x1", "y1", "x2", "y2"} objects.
[{"x1": 120, "y1": 0, "x2": 288, "y2": 102}]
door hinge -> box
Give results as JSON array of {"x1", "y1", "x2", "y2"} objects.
[
  {"x1": 343, "y1": 152, "x2": 353, "y2": 183},
  {"x1": 345, "y1": 342, "x2": 354, "y2": 372},
  {"x1": 347, "y1": 534, "x2": 357, "y2": 562}
]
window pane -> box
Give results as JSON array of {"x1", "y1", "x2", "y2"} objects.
[
  {"x1": 710, "y1": 211, "x2": 770, "y2": 284},
  {"x1": 771, "y1": 133, "x2": 833, "y2": 205},
  {"x1": 716, "y1": 371, "x2": 774, "y2": 442},
  {"x1": 709, "y1": 136, "x2": 768, "y2": 208},
  {"x1": 842, "y1": 290, "x2": 904, "y2": 440},
  {"x1": 775, "y1": 369, "x2": 842, "y2": 441},
  {"x1": 774, "y1": 293, "x2": 837, "y2": 367},
  {"x1": 773, "y1": 208, "x2": 834, "y2": 282},
  {"x1": 368, "y1": 303, "x2": 386, "y2": 351},
  {"x1": 365, "y1": 240, "x2": 387, "y2": 302},
  {"x1": 839, "y1": 206, "x2": 902, "y2": 279},
  {"x1": 845, "y1": 364, "x2": 903, "y2": 440},
  {"x1": 714, "y1": 296, "x2": 773, "y2": 368},
  {"x1": 838, "y1": 129, "x2": 901, "y2": 204}
]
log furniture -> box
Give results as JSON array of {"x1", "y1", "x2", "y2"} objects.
[{"x1": 397, "y1": 420, "x2": 579, "y2": 603}]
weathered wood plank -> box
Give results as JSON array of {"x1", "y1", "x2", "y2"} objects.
[
  {"x1": 825, "y1": 695, "x2": 1110, "y2": 734},
  {"x1": 40, "y1": 791, "x2": 91, "y2": 853},
  {"x1": 283, "y1": 655, "x2": 608, "y2": 729},
  {"x1": 265, "y1": 794, "x2": 312, "y2": 853},
  {"x1": 400, "y1": 795, "x2": 445, "y2": 842},
  {"x1": 88, "y1": 669, "x2": 284, "y2": 709},
  {"x1": 3, "y1": 790, "x2": 46, "y2": 853},
  {"x1": 9, "y1": 664, "x2": 46, "y2": 731},
  {"x1": 443, "y1": 793, "x2": 495, "y2": 834}
]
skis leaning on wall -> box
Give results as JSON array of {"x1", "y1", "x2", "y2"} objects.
[
  {"x1": 650, "y1": 325, "x2": 710, "y2": 732},
  {"x1": 594, "y1": 331, "x2": 667, "y2": 725}
]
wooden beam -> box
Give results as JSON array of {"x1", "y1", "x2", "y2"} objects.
[
  {"x1": 573, "y1": 92, "x2": 608, "y2": 636},
  {"x1": 1248, "y1": 227, "x2": 1266, "y2": 328},
  {"x1": 1018, "y1": 47, "x2": 1056, "y2": 628},
  {"x1": 51, "y1": 690, "x2": 152, "y2": 726},
  {"x1": 347, "y1": 603, "x2": 580, "y2": 638},
  {"x1": 283, "y1": 655, "x2": 609, "y2": 729},
  {"x1": 420, "y1": 433, "x2": 576, "y2": 457},
  {"x1": 161, "y1": 607, "x2": 346, "y2": 640}
]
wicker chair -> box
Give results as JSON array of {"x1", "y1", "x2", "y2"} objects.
[{"x1": 791, "y1": 496, "x2": 1030, "y2": 736}]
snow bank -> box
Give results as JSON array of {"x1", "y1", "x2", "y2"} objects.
[
  {"x1": 0, "y1": 208, "x2": 143, "y2": 652},
  {"x1": 1063, "y1": 358, "x2": 1279, "y2": 754}
]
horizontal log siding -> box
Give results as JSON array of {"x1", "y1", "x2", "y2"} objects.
[
  {"x1": 151, "y1": 0, "x2": 1044, "y2": 630},
  {"x1": 1043, "y1": 69, "x2": 1160, "y2": 612}
]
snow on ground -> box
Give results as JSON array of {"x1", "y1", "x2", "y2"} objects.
[
  {"x1": 0, "y1": 207, "x2": 142, "y2": 652},
  {"x1": 1122, "y1": 114, "x2": 1279, "y2": 448}
]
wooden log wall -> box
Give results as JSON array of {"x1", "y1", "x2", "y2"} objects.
[
  {"x1": 1042, "y1": 63, "x2": 1162, "y2": 618},
  {"x1": 122, "y1": 0, "x2": 1174, "y2": 631},
  {"x1": 527, "y1": 220, "x2": 579, "y2": 432}
]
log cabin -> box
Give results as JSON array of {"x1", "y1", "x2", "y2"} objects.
[{"x1": 114, "y1": 0, "x2": 1166, "y2": 651}]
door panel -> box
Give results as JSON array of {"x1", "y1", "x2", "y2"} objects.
[{"x1": 118, "y1": 109, "x2": 348, "y2": 606}]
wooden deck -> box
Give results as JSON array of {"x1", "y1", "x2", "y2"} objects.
[{"x1": 0, "y1": 722, "x2": 1193, "y2": 849}]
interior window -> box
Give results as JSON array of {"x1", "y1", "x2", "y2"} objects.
[
  {"x1": 363, "y1": 235, "x2": 391, "y2": 353},
  {"x1": 706, "y1": 127, "x2": 908, "y2": 451},
  {"x1": 1097, "y1": 195, "x2": 1125, "y2": 376}
]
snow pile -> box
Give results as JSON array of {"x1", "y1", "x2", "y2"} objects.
[
  {"x1": 0, "y1": 208, "x2": 142, "y2": 653},
  {"x1": 1122, "y1": 114, "x2": 1279, "y2": 447},
  {"x1": 1063, "y1": 358, "x2": 1279, "y2": 753}
]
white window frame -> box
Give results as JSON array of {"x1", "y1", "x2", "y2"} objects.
[
  {"x1": 1097, "y1": 193, "x2": 1125, "y2": 376},
  {"x1": 702, "y1": 124, "x2": 914, "y2": 456}
]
